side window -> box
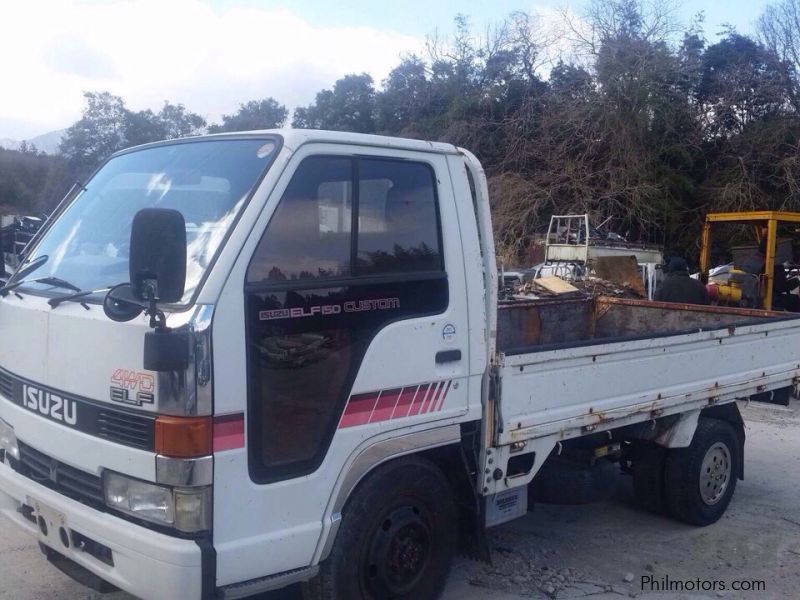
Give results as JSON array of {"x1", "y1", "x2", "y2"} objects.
[
  {"x1": 246, "y1": 156, "x2": 352, "y2": 283},
  {"x1": 357, "y1": 160, "x2": 442, "y2": 276}
]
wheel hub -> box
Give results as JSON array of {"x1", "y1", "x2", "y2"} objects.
[
  {"x1": 699, "y1": 442, "x2": 731, "y2": 505},
  {"x1": 364, "y1": 505, "x2": 432, "y2": 596}
]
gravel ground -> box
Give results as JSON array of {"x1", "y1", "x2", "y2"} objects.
[{"x1": 1, "y1": 400, "x2": 799, "y2": 599}]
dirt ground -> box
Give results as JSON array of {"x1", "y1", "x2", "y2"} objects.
[{"x1": 1, "y1": 400, "x2": 799, "y2": 600}]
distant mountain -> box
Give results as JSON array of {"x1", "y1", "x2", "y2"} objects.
[
  {"x1": 0, "y1": 129, "x2": 66, "y2": 154},
  {"x1": 29, "y1": 129, "x2": 65, "y2": 154}
]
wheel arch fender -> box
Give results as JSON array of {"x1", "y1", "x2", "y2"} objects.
[
  {"x1": 653, "y1": 409, "x2": 701, "y2": 449},
  {"x1": 313, "y1": 424, "x2": 476, "y2": 565}
]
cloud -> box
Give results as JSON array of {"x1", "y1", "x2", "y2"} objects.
[
  {"x1": 45, "y1": 35, "x2": 118, "y2": 79},
  {"x1": 0, "y1": 0, "x2": 423, "y2": 139}
]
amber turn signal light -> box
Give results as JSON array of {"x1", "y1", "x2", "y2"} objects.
[{"x1": 154, "y1": 416, "x2": 213, "y2": 458}]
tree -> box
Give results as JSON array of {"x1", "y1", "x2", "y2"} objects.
[
  {"x1": 59, "y1": 93, "x2": 205, "y2": 177},
  {"x1": 17, "y1": 141, "x2": 39, "y2": 155},
  {"x1": 0, "y1": 147, "x2": 70, "y2": 213},
  {"x1": 698, "y1": 34, "x2": 795, "y2": 137},
  {"x1": 208, "y1": 98, "x2": 288, "y2": 132},
  {"x1": 59, "y1": 92, "x2": 128, "y2": 175},
  {"x1": 758, "y1": 0, "x2": 800, "y2": 76},
  {"x1": 376, "y1": 57, "x2": 430, "y2": 134},
  {"x1": 122, "y1": 109, "x2": 165, "y2": 148},
  {"x1": 157, "y1": 102, "x2": 206, "y2": 139},
  {"x1": 12, "y1": 7, "x2": 800, "y2": 267},
  {"x1": 292, "y1": 74, "x2": 377, "y2": 133}
]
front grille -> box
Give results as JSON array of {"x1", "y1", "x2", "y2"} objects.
[
  {"x1": 0, "y1": 371, "x2": 13, "y2": 399},
  {"x1": 0, "y1": 365, "x2": 156, "y2": 451},
  {"x1": 97, "y1": 410, "x2": 152, "y2": 450},
  {"x1": 15, "y1": 442, "x2": 104, "y2": 506}
]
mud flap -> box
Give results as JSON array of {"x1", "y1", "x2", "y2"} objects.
[
  {"x1": 461, "y1": 496, "x2": 492, "y2": 563},
  {"x1": 485, "y1": 486, "x2": 527, "y2": 527}
]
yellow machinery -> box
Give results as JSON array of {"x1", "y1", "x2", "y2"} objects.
[{"x1": 699, "y1": 211, "x2": 800, "y2": 310}]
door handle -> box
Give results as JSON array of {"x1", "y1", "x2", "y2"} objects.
[{"x1": 435, "y1": 349, "x2": 462, "y2": 364}]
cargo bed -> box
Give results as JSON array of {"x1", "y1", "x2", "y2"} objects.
[{"x1": 494, "y1": 297, "x2": 800, "y2": 447}]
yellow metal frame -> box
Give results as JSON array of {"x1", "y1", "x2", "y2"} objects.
[{"x1": 699, "y1": 211, "x2": 800, "y2": 310}]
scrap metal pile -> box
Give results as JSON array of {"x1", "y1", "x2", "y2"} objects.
[
  {"x1": 506, "y1": 256, "x2": 647, "y2": 301},
  {"x1": 511, "y1": 276, "x2": 643, "y2": 300}
]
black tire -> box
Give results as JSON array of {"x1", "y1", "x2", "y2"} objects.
[
  {"x1": 529, "y1": 455, "x2": 617, "y2": 505},
  {"x1": 304, "y1": 456, "x2": 457, "y2": 600},
  {"x1": 631, "y1": 442, "x2": 668, "y2": 514},
  {"x1": 664, "y1": 418, "x2": 740, "y2": 526}
]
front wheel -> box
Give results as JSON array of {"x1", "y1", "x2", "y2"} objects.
[
  {"x1": 664, "y1": 418, "x2": 740, "y2": 526},
  {"x1": 305, "y1": 455, "x2": 457, "y2": 600}
]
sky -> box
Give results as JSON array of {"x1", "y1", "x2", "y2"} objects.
[{"x1": 0, "y1": 0, "x2": 772, "y2": 141}]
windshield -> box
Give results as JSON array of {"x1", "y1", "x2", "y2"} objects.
[{"x1": 16, "y1": 137, "x2": 278, "y2": 302}]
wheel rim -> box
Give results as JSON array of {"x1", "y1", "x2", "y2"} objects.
[
  {"x1": 363, "y1": 504, "x2": 433, "y2": 597},
  {"x1": 699, "y1": 442, "x2": 732, "y2": 505}
]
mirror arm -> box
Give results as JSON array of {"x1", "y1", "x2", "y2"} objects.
[{"x1": 143, "y1": 291, "x2": 168, "y2": 331}]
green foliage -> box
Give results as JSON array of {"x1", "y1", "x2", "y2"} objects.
[
  {"x1": 59, "y1": 92, "x2": 206, "y2": 178},
  {"x1": 0, "y1": 147, "x2": 70, "y2": 214},
  {"x1": 59, "y1": 92, "x2": 128, "y2": 176},
  {"x1": 292, "y1": 74, "x2": 377, "y2": 132},
  {"x1": 208, "y1": 98, "x2": 288, "y2": 133}
]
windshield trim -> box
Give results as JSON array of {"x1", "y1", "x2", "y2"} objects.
[{"x1": 13, "y1": 133, "x2": 284, "y2": 310}]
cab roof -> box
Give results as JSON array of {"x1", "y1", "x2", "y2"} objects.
[{"x1": 116, "y1": 129, "x2": 461, "y2": 157}]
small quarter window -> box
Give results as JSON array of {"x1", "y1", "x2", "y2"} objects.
[{"x1": 357, "y1": 160, "x2": 442, "y2": 276}]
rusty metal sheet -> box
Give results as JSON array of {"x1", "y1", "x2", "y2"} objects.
[{"x1": 590, "y1": 255, "x2": 646, "y2": 297}]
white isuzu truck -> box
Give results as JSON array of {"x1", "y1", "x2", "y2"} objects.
[{"x1": 0, "y1": 130, "x2": 798, "y2": 600}]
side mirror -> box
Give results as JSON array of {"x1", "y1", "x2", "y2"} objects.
[
  {"x1": 130, "y1": 208, "x2": 187, "y2": 303},
  {"x1": 103, "y1": 283, "x2": 144, "y2": 322}
]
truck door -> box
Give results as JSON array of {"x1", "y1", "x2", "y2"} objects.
[{"x1": 211, "y1": 144, "x2": 472, "y2": 587}]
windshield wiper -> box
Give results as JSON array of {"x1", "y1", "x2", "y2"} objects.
[
  {"x1": 0, "y1": 275, "x2": 81, "y2": 298},
  {"x1": 48, "y1": 287, "x2": 109, "y2": 309},
  {"x1": 0, "y1": 255, "x2": 49, "y2": 297},
  {"x1": 34, "y1": 276, "x2": 81, "y2": 293}
]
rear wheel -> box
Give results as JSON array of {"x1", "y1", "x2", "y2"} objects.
[
  {"x1": 664, "y1": 418, "x2": 739, "y2": 526},
  {"x1": 305, "y1": 456, "x2": 457, "y2": 600}
]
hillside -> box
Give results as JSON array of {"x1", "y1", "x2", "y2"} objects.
[{"x1": 0, "y1": 129, "x2": 65, "y2": 154}]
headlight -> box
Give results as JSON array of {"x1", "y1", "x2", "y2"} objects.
[
  {"x1": 104, "y1": 471, "x2": 210, "y2": 533},
  {"x1": 0, "y1": 418, "x2": 19, "y2": 461}
]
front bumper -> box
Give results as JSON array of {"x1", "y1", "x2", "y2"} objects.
[{"x1": 0, "y1": 460, "x2": 203, "y2": 600}]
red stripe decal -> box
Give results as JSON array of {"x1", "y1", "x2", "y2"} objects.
[
  {"x1": 369, "y1": 388, "x2": 401, "y2": 424},
  {"x1": 426, "y1": 381, "x2": 444, "y2": 413},
  {"x1": 418, "y1": 382, "x2": 434, "y2": 414},
  {"x1": 392, "y1": 386, "x2": 419, "y2": 419},
  {"x1": 339, "y1": 392, "x2": 380, "y2": 428},
  {"x1": 338, "y1": 380, "x2": 454, "y2": 429},
  {"x1": 434, "y1": 380, "x2": 451, "y2": 412},
  {"x1": 412, "y1": 382, "x2": 437, "y2": 416},
  {"x1": 408, "y1": 384, "x2": 430, "y2": 417},
  {"x1": 213, "y1": 414, "x2": 245, "y2": 451}
]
